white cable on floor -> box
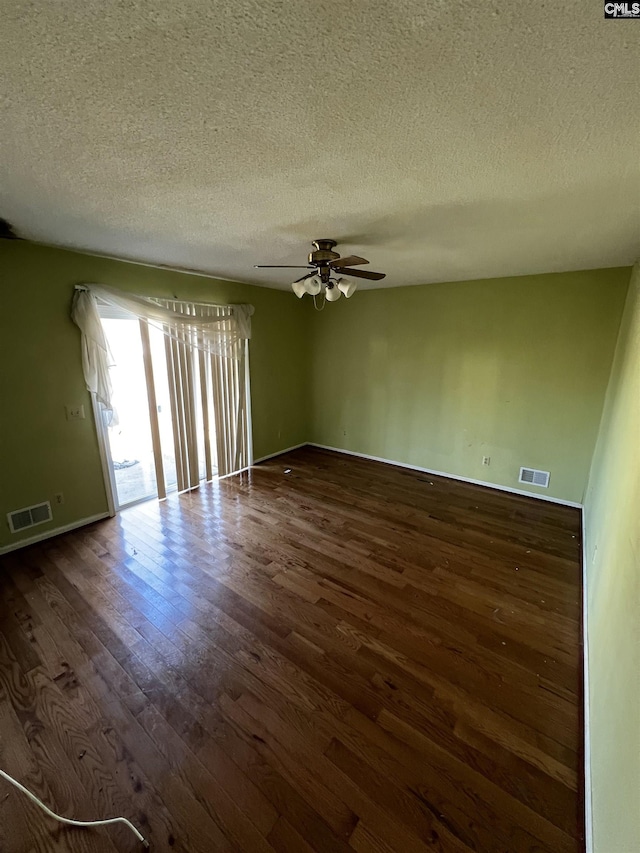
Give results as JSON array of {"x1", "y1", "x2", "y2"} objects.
[{"x1": 0, "y1": 768, "x2": 149, "y2": 848}]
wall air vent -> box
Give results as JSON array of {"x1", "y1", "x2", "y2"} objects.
[
  {"x1": 519, "y1": 467, "x2": 550, "y2": 488},
  {"x1": 7, "y1": 501, "x2": 53, "y2": 533}
]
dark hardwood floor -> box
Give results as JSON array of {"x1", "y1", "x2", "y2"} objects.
[{"x1": 0, "y1": 446, "x2": 584, "y2": 853}]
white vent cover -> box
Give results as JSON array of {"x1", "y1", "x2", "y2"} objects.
[
  {"x1": 7, "y1": 501, "x2": 53, "y2": 533},
  {"x1": 519, "y1": 467, "x2": 550, "y2": 488}
]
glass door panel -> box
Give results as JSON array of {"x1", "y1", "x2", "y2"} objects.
[
  {"x1": 101, "y1": 317, "x2": 158, "y2": 507},
  {"x1": 148, "y1": 323, "x2": 179, "y2": 492}
]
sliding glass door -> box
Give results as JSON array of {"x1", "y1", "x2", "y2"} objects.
[
  {"x1": 94, "y1": 299, "x2": 249, "y2": 512},
  {"x1": 100, "y1": 315, "x2": 159, "y2": 507}
]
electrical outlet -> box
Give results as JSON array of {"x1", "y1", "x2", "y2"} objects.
[
  {"x1": 482, "y1": 456, "x2": 491, "y2": 466},
  {"x1": 54, "y1": 492, "x2": 64, "y2": 505},
  {"x1": 65, "y1": 404, "x2": 85, "y2": 420}
]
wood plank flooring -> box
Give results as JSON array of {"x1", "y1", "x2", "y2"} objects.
[{"x1": 0, "y1": 446, "x2": 584, "y2": 852}]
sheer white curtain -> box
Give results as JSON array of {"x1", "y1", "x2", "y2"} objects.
[{"x1": 71, "y1": 284, "x2": 254, "y2": 482}]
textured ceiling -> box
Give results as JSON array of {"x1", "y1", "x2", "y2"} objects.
[{"x1": 1, "y1": 1, "x2": 639, "y2": 290}]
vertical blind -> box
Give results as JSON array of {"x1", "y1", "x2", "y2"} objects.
[
  {"x1": 156, "y1": 299, "x2": 251, "y2": 483},
  {"x1": 72, "y1": 285, "x2": 253, "y2": 497}
]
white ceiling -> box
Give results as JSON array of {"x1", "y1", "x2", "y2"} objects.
[{"x1": 1, "y1": 1, "x2": 639, "y2": 289}]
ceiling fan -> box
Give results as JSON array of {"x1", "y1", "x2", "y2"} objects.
[{"x1": 254, "y1": 239, "x2": 386, "y2": 302}]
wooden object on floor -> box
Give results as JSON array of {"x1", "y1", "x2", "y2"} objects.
[{"x1": 0, "y1": 446, "x2": 584, "y2": 852}]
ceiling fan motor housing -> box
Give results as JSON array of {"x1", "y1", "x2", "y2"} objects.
[{"x1": 309, "y1": 239, "x2": 340, "y2": 266}]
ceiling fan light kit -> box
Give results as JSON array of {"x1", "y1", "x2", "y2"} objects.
[
  {"x1": 337, "y1": 279, "x2": 357, "y2": 298},
  {"x1": 325, "y1": 282, "x2": 342, "y2": 302},
  {"x1": 292, "y1": 277, "x2": 314, "y2": 298},
  {"x1": 292, "y1": 274, "x2": 322, "y2": 298},
  {"x1": 254, "y1": 240, "x2": 386, "y2": 305}
]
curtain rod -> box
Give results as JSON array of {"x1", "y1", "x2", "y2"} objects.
[{"x1": 73, "y1": 284, "x2": 233, "y2": 310}]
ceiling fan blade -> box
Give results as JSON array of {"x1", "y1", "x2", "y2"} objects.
[
  {"x1": 328, "y1": 255, "x2": 369, "y2": 268},
  {"x1": 293, "y1": 271, "x2": 317, "y2": 284},
  {"x1": 253, "y1": 265, "x2": 314, "y2": 269},
  {"x1": 335, "y1": 267, "x2": 386, "y2": 281}
]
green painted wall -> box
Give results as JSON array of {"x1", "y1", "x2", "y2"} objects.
[
  {"x1": 584, "y1": 265, "x2": 639, "y2": 853},
  {"x1": 309, "y1": 268, "x2": 630, "y2": 504},
  {"x1": 0, "y1": 243, "x2": 630, "y2": 555},
  {"x1": 0, "y1": 241, "x2": 310, "y2": 549}
]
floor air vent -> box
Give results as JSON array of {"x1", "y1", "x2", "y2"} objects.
[
  {"x1": 7, "y1": 501, "x2": 53, "y2": 533},
  {"x1": 519, "y1": 467, "x2": 550, "y2": 488}
]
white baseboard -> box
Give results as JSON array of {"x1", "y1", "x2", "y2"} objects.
[
  {"x1": 581, "y1": 508, "x2": 593, "y2": 853},
  {"x1": 215, "y1": 442, "x2": 307, "y2": 480},
  {"x1": 252, "y1": 443, "x2": 308, "y2": 465},
  {"x1": 0, "y1": 512, "x2": 111, "y2": 555},
  {"x1": 308, "y1": 443, "x2": 583, "y2": 509}
]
